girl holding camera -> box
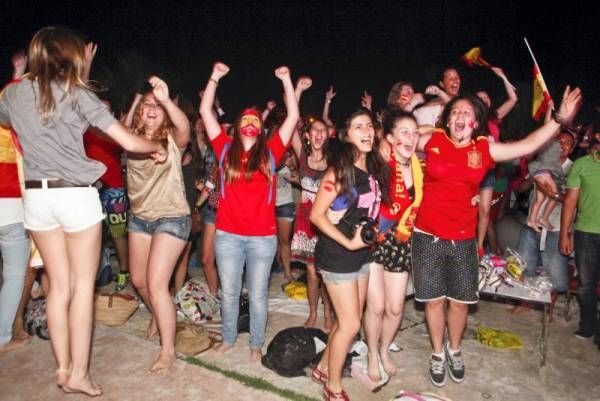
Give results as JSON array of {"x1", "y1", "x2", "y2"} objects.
[{"x1": 309, "y1": 109, "x2": 389, "y2": 401}]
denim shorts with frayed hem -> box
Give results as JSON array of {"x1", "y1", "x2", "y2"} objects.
[
  {"x1": 128, "y1": 214, "x2": 191, "y2": 241},
  {"x1": 320, "y1": 263, "x2": 370, "y2": 285}
]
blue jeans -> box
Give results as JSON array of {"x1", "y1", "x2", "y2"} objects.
[
  {"x1": 516, "y1": 226, "x2": 568, "y2": 292},
  {"x1": 215, "y1": 230, "x2": 276, "y2": 348},
  {"x1": 574, "y1": 230, "x2": 600, "y2": 337},
  {"x1": 0, "y1": 222, "x2": 30, "y2": 346}
]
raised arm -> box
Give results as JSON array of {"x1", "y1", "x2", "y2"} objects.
[
  {"x1": 309, "y1": 169, "x2": 368, "y2": 251},
  {"x1": 361, "y1": 90, "x2": 373, "y2": 111},
  {"x1": 262, "y1": 100, "x2": 276, "y2": 121},
  {"x1": 490, "y1": 86, "x2": 582, "y2": 162},
  {"x1": 322, "y1": 86, "x2": 336, "y2": 126},
  {"x1": 199, "y1": 62, "x2": 230, "y2": 140},
  {"x1": 11, "y1": 51, "x2": 27, "y2": 80},
  {"x1": 81, "y1": 42, "x2": 97, "y2": 82},
  {"x1": 275, "y1": 66, "x2": 300, "y2": 145},
  {"x1": 148, "y1": 76, "x2": 190, "y2": 148},
  {"x1": 491, "y1": 67, "x2": 518, "y2": 120},
  {"x1": 122, "y1": 93, "x2": 143, "y2": 128},
  {"x1": 424, "y1": 85, "x2": 451, "y2": 104},
  {"x1": 104, "y1": 122, "x2": 166, "y2": 163},
  {"x1": 294, "y1": 76, "x2": 312, "y2": 102}
]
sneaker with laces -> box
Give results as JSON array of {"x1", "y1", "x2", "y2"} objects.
[
  {"x1": 429, "y1": 353, "x2": 446, "y2": 387},
  {"x1": 115, "y1": 273, "x2": 130, "y2": 292},
  {"x1": 444, "y1": 343, "x2": 465, "y2": 383}
]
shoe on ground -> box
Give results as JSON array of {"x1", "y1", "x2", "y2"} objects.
[
  {"x1": 115, "y1": 273, "x2": 130, "y2": 292},
  {"x1": 574, "y1": 329, "x2": 594, "y2": 339},
  {"x1": 429, "y1": 353, "x2": 446, "y2": 387},
  {"x1": 444, "y1": 343, "x2": 465, "y2": 383}
]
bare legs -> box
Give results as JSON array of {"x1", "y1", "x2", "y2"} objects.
[
  {"x1": 172, "y1": 241, "x2": 192, "y2": 294},
  {"x1": 527, "y1": 175, "x2": 559, "y2": 232},
  {"x1": 201, "y1": 222, "x2": 219, "y2": 296},
  {"x1": 32, "y1": 223, "x2": 102, "y2": 396},
  {"x1": 276, "y1": 217, "x2": 294, "y2": 284},
  {"x1": 130, "y1": 232, "x2": 187, "y2": 374},
  {"x1": 304, "y1": 263, "x2": 333, "y2": 330},
  {"x1": 477, "y1": 187, "x2": 493, "y2": 253},
  {"x1": 424, "y1": 298, "x2": 468, "y2": 353},
  {"x1": 317, "y1": 276, "x2": 368, "y2": 394},
  {"x1": 364, "y1": 264, "x2": 409, "y2": 380}
]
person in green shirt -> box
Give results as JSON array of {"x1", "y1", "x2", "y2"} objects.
[{"x1": 560, "y1": 148, "x2": 600, "y2": 350}]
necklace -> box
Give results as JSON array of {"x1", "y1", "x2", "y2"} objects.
[{"x1": 398, "y1": 160, "x2": 410, "y2": 167}]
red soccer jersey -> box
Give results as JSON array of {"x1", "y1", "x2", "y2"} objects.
[
  {"x1": 84, "y1": 128, "x2": 124, "y2": 188},
  {"x1": 211, "y1": 128, "x2": 287, "y2": 236},
  {"x1": 414, "y1": 130, "x2": 494, "y2": 240}
]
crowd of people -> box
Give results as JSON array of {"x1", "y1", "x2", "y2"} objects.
[{"x1": 0, "y1": 25, "x2": 598, "y2": 401}]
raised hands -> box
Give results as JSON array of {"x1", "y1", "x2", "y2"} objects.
[
  {"x1": 556, "y1": 86, "x2": 582, "y2": 126},
  {"x1": 275, "y1": 66, "x2": 291, "y2": 81},
  {"x1": 296, "y1": 76, "x2": 312, "y2": 91},
  {"x1": 361, "y1": 90, "x2": 372, "y2": 110},
  {"x1": 11, "y1": 51, "x2": 27, "y2": 79},
  {"x1": 84, "y1": 42, "x2": 98, "y2": 67},
  {"x1": 491, "y1": 66, "x2": 507, "y2": 80},
  {"x1": 211, "y1": 62, "x2": 230, "y2": 82},
  {"x1": 148, "y1": 76, "x2": 170, "y2": 103},
  {"x1": 325, "y1": 86, "x2": 336, "y2": 102},
  {"x1": 266, "y1": 100, "x2": 277, "y2": 111},
  {"x1": 425, "y1": 85, "x2": 442, "y2": 97}
]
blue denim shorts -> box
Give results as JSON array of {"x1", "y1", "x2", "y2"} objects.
[
  {"x1": 479, "y1": 168, "x2": 496, "y2": 189},
  {"x1": 320, "y1": 263, "x2": 370, "y2": 285},
  {"x1": 200, "y1": 204, "x2": 216, "y2": 225},
  {"x1": 128, "y1": 214, "x2": 191, "y2": 241},
  {"x1": 276, "y1": 202, "x2": 295, "y2": 221}
]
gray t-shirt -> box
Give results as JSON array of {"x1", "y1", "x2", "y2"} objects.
[{"x1": 0, "y1": 79, "x2": 117, "y2": 184}]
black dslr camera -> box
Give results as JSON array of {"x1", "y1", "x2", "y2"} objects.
[{"x1": 357, "y1": 216, "x2": 377, "y2": 245}]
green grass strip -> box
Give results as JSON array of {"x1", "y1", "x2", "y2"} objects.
[{"x1": 182, "y1": 356, "x2": 321, "y2": 401}]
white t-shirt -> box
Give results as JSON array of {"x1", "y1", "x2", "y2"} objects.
[{"x1": 275, "y1": 166, "x2": 294, "y2": 206}]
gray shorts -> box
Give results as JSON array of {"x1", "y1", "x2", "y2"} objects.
[
  {"x1": 411, "y1": 231, "x2": 479, "y2": 304},
  {"x1": 128, "y1": 214, "x2": 191, "y2": 242},
  {"x1": 320, "y1": 263, "x2": 370, "y2": 285}
]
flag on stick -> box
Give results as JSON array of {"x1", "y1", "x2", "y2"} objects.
[
  {"x1": 525, "y1": 38, "x2": 552, "y2": 121},
  {"x1": 461, "y1": 47, "x2": 493, "y2": 68}
]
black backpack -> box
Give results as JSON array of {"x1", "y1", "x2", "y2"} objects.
[{"x1": 261, "y1": 327, "x2": 328, "y2": 377}]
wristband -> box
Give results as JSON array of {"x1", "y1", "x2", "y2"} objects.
[
  {"x1": 209, "y1": 78, "x2": 218, "y2": 85},
  {"x1": 551, "y1": 109, "x2": 566, "y2": 126}
]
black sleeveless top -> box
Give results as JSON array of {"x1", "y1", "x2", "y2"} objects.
[{"x1": 315, "y1": 166, "x2": 381, "y2": 273}]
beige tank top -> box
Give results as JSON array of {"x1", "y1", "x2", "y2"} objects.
[{"x1": 127, "y1": 134, "x2": 190, "y2": 221}]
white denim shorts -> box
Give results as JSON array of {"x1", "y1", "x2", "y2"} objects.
[{"x1": 23, "y1": 186, "x2": 105, "y2": 233}]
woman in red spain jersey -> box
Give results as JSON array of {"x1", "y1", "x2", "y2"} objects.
[{"x1": 411, "y1": 87, "x2": 581, "y2": 387}]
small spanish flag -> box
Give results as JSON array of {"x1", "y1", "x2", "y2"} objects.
[
  {"x1": 462, "y1": 47, "x2": 493, "y2": 69},
  {"x1": 532, "y1": 64, "x2": 552, "y2": 121}
]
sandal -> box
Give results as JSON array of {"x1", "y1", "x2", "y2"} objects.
[
  {"x1": 311, "y1": 365, "x2": 328, "y2": 384},
  {"x1": 322, "y1": 385, "x2": 350, "y2": 401}
]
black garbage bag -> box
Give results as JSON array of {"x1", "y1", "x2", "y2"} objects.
[{"x1": 261, "y1": 327, "x2": 328, "y2": 377}]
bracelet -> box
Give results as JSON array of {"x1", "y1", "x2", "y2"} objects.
[
  {"x1": 551, "y1": 109, "x2": 566, "y2": 126},
  {"x1": 209, "y1": 78, "x2": 218, "y2": 85}
]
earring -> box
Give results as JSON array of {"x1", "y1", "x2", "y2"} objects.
[{"x1": 307, "y1": 139, "x2": 311, "y2": 147}]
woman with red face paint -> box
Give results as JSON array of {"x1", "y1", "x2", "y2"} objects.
[
  {"x1": 309, "y1": 109, "x2": 389, "y2": 401},
  {"x1": 410, "y1": 88, "x2": 581, "y2": 388},
  {"x1": 200, "y1": 62, "x2": 299, "y2": 362}
]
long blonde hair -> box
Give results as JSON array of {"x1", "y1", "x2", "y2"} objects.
[{"x1": 27, "y1": 26, "x2": 91, "y2": 122}]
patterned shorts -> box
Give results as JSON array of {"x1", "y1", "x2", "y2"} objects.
[
  {"x1": 99, "y1": 188, "x2": 128, "y2": 239},
  {"x1": 373, "y1": 232, "x2": 412, "y2": 273},
  {"x1": 411, "y1": 231, "x2": 479, "y2": 303}
]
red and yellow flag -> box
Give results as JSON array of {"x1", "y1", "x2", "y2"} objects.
[
  {"x1": 532, "y1": 64, "x2": 552, "y2": 121},
  {"x1": 461, "y1": 47, "x2": 493, "y2": 68}
]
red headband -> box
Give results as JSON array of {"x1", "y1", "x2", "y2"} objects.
[{"x1": 241, "y1": 108, "x2": 261, "y2": 119}]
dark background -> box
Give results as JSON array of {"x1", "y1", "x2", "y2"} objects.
[{"x1": 1, "y1": 1, "x2": 598, "y2": 136}]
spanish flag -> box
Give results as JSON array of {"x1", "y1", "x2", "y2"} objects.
[
  {"x1": 462, "y1": 47, "x2": 492, "y2": 69},
  {"x1": 532, "y1": 63, "x2": 552, "y2": 121}
]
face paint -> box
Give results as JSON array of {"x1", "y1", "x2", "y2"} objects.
[
  {"x1": 323, "y1": 179, "x2": 335, "y2": 192},
  {"x1": 468, "y1": 120, "x2": 476, "y2": 129},
  {"x1": 239, "y1": 109, "x2": 262, "y2": 137}
]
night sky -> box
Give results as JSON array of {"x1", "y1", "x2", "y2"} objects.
[{"x1": 1, "y1": 1, "x2": 598, "y2": 132}]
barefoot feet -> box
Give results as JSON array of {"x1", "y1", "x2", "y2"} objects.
[
  {"x1": 212, "y1": 342, "x2": 233, "y2": 355},
  {"x1": 250, "y1": 348, "x2": 262, "y2": 363},
  {"x1": 379, "y1": 349, "x2": 397, "y2": 377},
  {"x1": 526, "y1": 219, "x2": 541, "y2": 233},
  {"x1": 63, "y1": 374, "x2": 102, "y2": 397},
  {"x1": 303, "y1": 314, "x2": 317, "y2": 329},
  {"x1": 146, "y1": 318, "x2": 158, "y2": 339},
  {"x1": 148, "y1": 351, "x2": 176, "y2": 374},
  {"x1": 0, "y1": 336, "x2": 31, "y2": 355},
  {"x1": 367, "y1": 352, "x2": 381, "y2": 382}
]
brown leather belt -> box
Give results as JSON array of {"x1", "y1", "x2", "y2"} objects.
[{"x1": 25, "y1": 179, "x2": 91, "y2": 189}]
